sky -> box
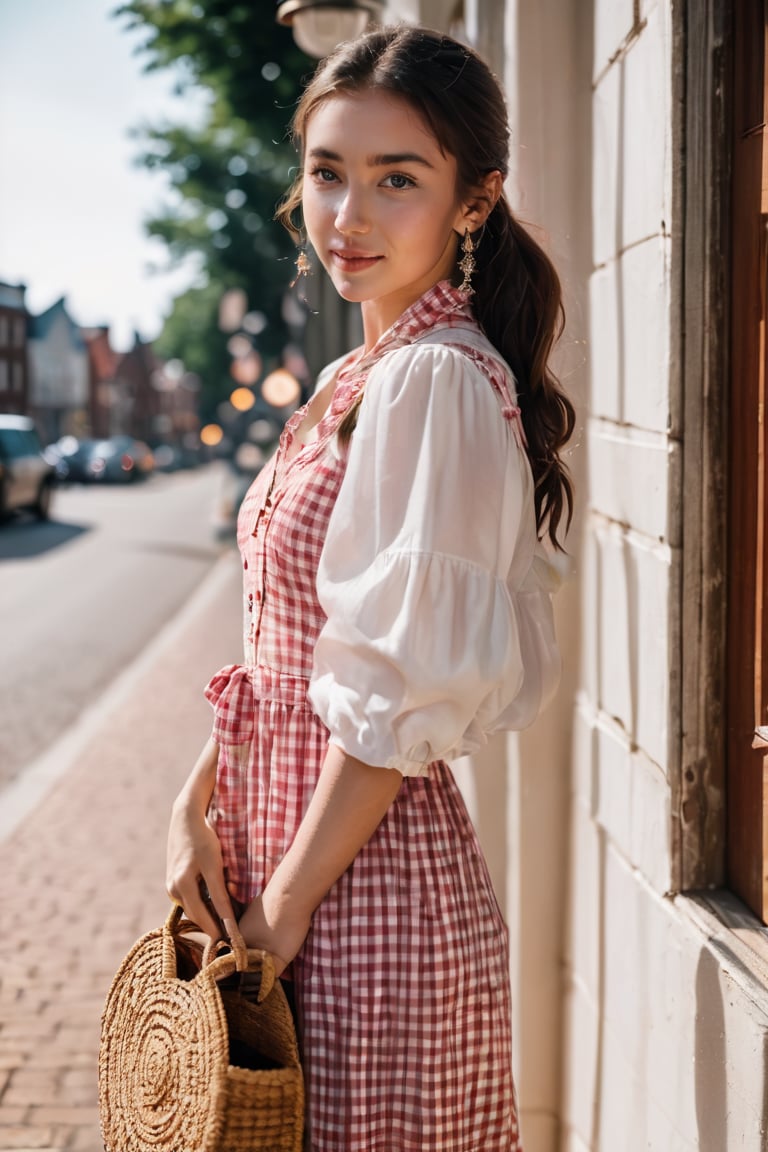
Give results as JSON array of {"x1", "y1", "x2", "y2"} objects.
[{"x1": 0, "y1": 0, "x2": 209, "y2": 350}]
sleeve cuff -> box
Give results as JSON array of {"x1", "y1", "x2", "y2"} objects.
[{"x1": 327, "y1": 738, "x2": 431, "y2": 778}]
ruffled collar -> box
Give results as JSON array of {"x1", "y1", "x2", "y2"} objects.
[
  {"x1": 277, "y1": 281, "x2": 482, "y2": 470},
  {"x1": 336, "y1": 280, "x2": 476, "y2": 388}
]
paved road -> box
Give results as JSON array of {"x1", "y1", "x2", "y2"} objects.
[
  {"x1": 0, "y1": 552, "x2": 244, "y2": 1152},
  {"x1": 0, "y1": 464, "x2": 239, "y2": 791}
]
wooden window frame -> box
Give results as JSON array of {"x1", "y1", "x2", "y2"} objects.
[
  {"x1": 674, "y1": 0, "x2": 732, "y2": 892},
  {"x1": 676, "y1": 0, "x2": 768, "y2": 927},
  {"x1": 726, "y1": 0, "x2": 768, "y2": 920}
]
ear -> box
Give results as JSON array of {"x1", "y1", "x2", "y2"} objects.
[{"x1": 454, "y1": 170, "x2": 503, "y2": 234}]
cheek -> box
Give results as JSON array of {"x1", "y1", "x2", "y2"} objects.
[{"x1": 302, "y1": 188, "x2": 336, "y2": 244}]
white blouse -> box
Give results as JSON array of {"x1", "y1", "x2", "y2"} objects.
[{"x1": 308, "y1": 334, "x2": 561, "y2": 776}]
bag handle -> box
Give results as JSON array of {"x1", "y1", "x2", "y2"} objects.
[
  {"x1": 163, "y1": 904, "x2": 277, "y2": 1000},
  {"x1": 200, "y1": 917, "x2": 249, "y2": 971}
]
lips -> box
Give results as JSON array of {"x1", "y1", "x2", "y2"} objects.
[{"x1": 330, "y1": 249, "x2": 383, "y2": 272}]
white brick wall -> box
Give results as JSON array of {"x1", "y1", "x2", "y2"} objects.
[
  {"x1": 621, "y1": 5, "x2": 671, "y2": 248},
  {"x1": 593, "y1": 0, "x2": 636, "y2": 80},
  {"x1": 587, "y1": 420, "x2": 672, "y2": 539},
  {"x1": 562, "y1": 0, "x2": 768, "y2": 1148},
  {"x1": 620, "y1": 238, "x2": 672, "y2": 432}
]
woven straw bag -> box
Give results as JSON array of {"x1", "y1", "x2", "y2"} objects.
[{"x1": 99, "y1": 905, "x2": 304, "y2": 1152}]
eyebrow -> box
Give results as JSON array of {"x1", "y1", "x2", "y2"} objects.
[{"x1": 307, "y1": 147, "x2": 434, "y2": 169}]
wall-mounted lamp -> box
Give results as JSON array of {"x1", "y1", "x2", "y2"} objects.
[{"x1": 276, "y1": 0, "x2": 383, "y2": 59}]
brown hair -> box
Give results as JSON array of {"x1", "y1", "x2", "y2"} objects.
[{"x1": 277, "y1": 26, "x2": 575, "y2": 547}]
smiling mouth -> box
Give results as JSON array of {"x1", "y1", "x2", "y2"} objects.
[{"x1": 330, "y1": 250, "x2": 383, "y2": 271}]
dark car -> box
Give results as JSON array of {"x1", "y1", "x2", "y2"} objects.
[
  {"x1": 83, "y1": 436, "x2": 155, "y2": 483},
  {"x1": 0, "y1": 415, "x2": 56, "y2": 520},
  {"x1": 44, "y1": 436, "x2": 97, "y2": 483}
]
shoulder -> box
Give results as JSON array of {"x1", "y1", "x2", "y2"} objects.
[
  {"x1": 365, "y1": 340, "x2": 495, "y2": 409},
  {"x1": 354, "y1": 341, "x2": 511, "y2": 462}
]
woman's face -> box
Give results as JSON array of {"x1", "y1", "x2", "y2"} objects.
[{"x1": 301, "y1": 89, "x2": 468, "y2": 329}]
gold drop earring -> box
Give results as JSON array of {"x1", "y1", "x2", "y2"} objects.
[
  {"x1": 291, "y1": 244, "x2": 311, "y2": 287},
  {"x1": 458, "y1": 229, "x2": 476, "y2": 295}
]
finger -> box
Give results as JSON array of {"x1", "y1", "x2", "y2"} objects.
[
  {"x1": 172, "y1": 879, "x2": 224, "y2": 942},
  {"x1": 202, "y1": 870, "x2": 237, "y2": 940}
]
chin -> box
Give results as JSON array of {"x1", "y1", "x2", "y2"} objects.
[{"x1": 333, "y1": 281, "x2": 373, "y2": 303}]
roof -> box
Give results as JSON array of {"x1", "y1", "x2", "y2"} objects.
[
  {"x1": 0, "y1": 282, "x2": 27, "y2": 311},
  {"x1": 27, "y1": 297, "x2": 87, "y2": 351}
]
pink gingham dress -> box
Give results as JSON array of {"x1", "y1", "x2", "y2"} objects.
[{"x1": 206, "y1": 281, "x2": 560, "y2": 1152}]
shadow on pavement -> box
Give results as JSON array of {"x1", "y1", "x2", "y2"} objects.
[{"x1": 0, "y1": 516, "x2": 90, "y2": 559}]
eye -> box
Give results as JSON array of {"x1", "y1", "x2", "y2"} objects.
[
  {"x1": 382, "y1": 172, "x2": 416, "y2": 190},
  {"x1": 309, "y1": 166, "x2": 338, "y2": 183}
]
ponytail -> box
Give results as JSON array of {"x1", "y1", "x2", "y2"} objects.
[{"x1": 473, "y1": 197, "x2": 574, "y2": 548}]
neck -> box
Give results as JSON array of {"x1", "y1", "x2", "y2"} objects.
[
  {"x1": 360, "y1": 298, "x2": 400, "y2": 352},
  {"x1": 360, "y1": 280, "x2": 453, "y2": 352}
]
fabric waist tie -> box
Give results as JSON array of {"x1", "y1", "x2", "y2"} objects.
[{"x1": 204, "y1": 663, "x2": 313, "y2": 745}]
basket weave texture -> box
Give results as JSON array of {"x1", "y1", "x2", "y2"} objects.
[{"x1": 99, "y1": 906, "x2": 304, "y2": 1152}]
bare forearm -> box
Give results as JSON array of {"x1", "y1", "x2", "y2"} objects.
[
  {"x1": 239, "y1": 743, "x2": 403, "y2": 957},
  {"x1": 273, "y1": 743, "x2": 402, "y2": 910},
  {"x1": 172, "y1": 735, "x2": 219, "y2": 813}
]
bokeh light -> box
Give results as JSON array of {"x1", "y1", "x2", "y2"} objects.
[
  {"x1": 218, "y1": 288, "x2": 247, "y2": 332},
  {"x1": 230, "y1": 387, "x2": 256, "y2": 412},
  {"x1": 230, "y1": 351, "x2": 262, "y2": 385},
  {"x1": 262, "y1": 369, "x2": 301, "y2": 409},
  {"x1": 200, "y1": 423, "x2": 224, "y2": 446}
]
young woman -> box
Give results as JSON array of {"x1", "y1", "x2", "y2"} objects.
[{"x1": 166, "y1": 25, "x2": 574, "y2": 1152}]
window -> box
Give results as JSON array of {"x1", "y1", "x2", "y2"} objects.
[
  {"x1": 0, "y1": 315, "x2": 8, "y2": 347},
  {"x1": 12, "y1": 361, "x2": 23, "y2": 391},
  {"x1": 726, "y1": 0, "x2": 768, "y2": 920},
  {"x1": 0, "y1": 428, "x2": 22, "y2": 459}
]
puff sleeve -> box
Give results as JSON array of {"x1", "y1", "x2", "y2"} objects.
[{"x1": 307, "y1": 343, "x2": 560, "y2": 775}]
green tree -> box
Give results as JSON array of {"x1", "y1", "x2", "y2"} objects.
[{"x1": 115, "y1": 0, "x2": 313, "y2": 419}]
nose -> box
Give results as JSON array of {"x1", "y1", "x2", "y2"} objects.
[{"x1": 334, "y1": 186, "x2": 371, "y2": 235}]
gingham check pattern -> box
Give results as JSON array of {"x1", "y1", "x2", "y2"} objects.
[{"x1": 206, "y1": 281, "x2": 523, "y2": 1151}]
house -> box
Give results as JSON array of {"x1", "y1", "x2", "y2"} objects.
[
  {"x1": 0, "y1": 281, "x2": 29, "y2": 415},
  {"x1": 27, "y1": 297, "x2": 89, "y2": 444},
  {"x1": 80, "y1": 325, "x2": 123, "y2": 439},
  {"x1": 114, "y1": 334, "x2": 200, "y2": 446},
  {"x1": 371, "y1": 2, "x2": 767, "y2": 1149}
]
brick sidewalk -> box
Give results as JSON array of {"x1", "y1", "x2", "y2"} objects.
[{"x1": 0, "y1": 554, "x2": 243, "y2": 1152}]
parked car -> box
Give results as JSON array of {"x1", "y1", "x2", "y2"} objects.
[
  {"x1": 44, "y1": 436, "x2": 97, "y2": 483},
  {"x1": 83, "y1": 436, "x2": 155, "y2": 483},
  {"x1": 0, "y1": 414, "x2": 56, "y2": 520}
]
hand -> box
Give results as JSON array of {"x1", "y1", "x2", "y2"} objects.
[
  {"x1": 166, "y1": 794, "x2": 236, "y2": 944},
  {"x1": 238, "y1": 892, "x2": 312, "y2": 979}
]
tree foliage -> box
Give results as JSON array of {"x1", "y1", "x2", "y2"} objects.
[{"x1": 115, "y1": 0, "x2": 314, "y2": 418}]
